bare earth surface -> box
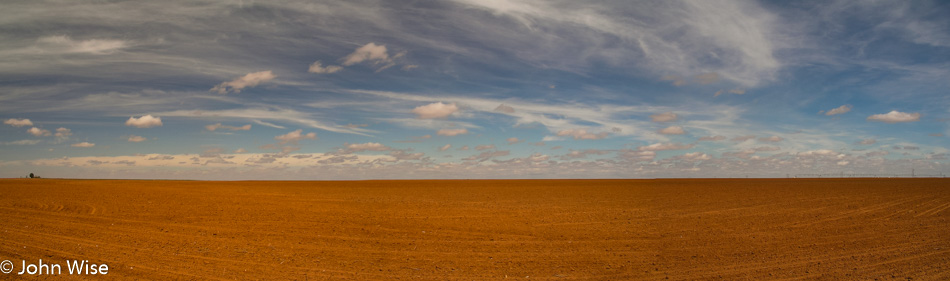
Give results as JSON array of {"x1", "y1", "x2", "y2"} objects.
[{"x1": 0, "y1": 178, "x2": 948, "y2": 280}]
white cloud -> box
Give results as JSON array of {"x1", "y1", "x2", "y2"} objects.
[
  {"x1": 205, "y1": 123, "x2": 252, "y2": 131},
  {"x1": 714, "y1": 89, "x2": 747, "y2": 97},
  {"x1": 437, "y1": 128, "x2": 468, "y2": 136},
  {"x1": 71, "y1": 142, "x2": 95, "y2": 148},
  {"x1": 451, "y1": 0, "x2": 781, "y2": 87},
  {"x1": 234, "y1": 148, "x2": 248, "y2": 153},
  {"x1": 759, "y1": 136, "x2": 784, "y2": 142},
  {"x1": 507, "y1": 137, "x2": 523, "y2": 144},
  {"x1": 556, "y1": 128, "x2": 608, "y2": 140},
  {"x1": 155, "y1": 108, "x2": 369, "y2": 136},
  {"x1": 731, "y1": 135, "x2": 756, "y2": 142},
  {"x1": 698, "y1": 135, "x2": 726, "y2": 141},
  {"x1": 54, "y1": 127, "x2": 72, "y2": 142},
  {"x1": 275, "y1": 129, "x2": 317, "y2": 145},
  {"x1": 462, "y1": 150, "x2": 510, "y2": 162},
  {"x1": 389, "y1": 150, "x2": 425, "y2": 161},
  {"x1": 341, "y1": 43, "x2": 391, "y2": 66},
  {"x1": 798, "y1": 149, "x2": 839, "y2": 157},
  {"x1": 867, "y1": 111, "x2": 921, "y2": 123},
  {"x1": 439, "y1": 144, "x2": 452, "y2": 151},
  {"x1": 637, "y1": 143, "x2": 695, "y2": 151},
  {"x1": 35, "y1": 35, "x2": 127, "y2": 54},
  {"x1": 128, "y1": 135, "x2": 147, "y2": 142},
  {"x1": 825, "y1": 105, "x2": 852, "y2": 116},
  {"x1": 308, "y1": 61, "x2": 343, "y2": 74},
  {"x1": 563, "y1": 149, "x2": 609, "y2": 159},
  {"x1": 650, "y1": 112, "x2": 678, "y2": 122},
  {"x1": 252, "y1": 120, "x2": 286, "y2": 129},
  {"x1": 210, "y1": 71, "x2": 276, "y2": 94},
  {"x1": 345, "y1": 142, "x2": 390, "y2": 152},
  {"x1": 125, "y1": 115, "x2": 163, "y2": 128},
  {"x1": 3, "y1": 139, "x2": 42, "y2": 145},
  {"x1": 412, "y1": 102, "x2": 459, "y2": 119},
  {"x1": 4, "y1": 118, "x2": 33, "y2": 127},
  {"x1": 475, "y1": 144, "x2": 496, "y2": 151},
  {"x1": 658, "y1": 126, "x2": 686, "y2": 135},
  {"x1": 27, "y1": 127, "x2": 51, "y2": 137},
  {"x1": 675, "y1": 152, "x2": 711, "y2": 161},
  {"x1": 856, "y1": 138, "x2": 877, "y2": 145}
]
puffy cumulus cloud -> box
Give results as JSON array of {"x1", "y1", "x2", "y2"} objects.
[
  {"x1": 475, "y1": 144, "x2": 496, "y2": 151},
  {"x1": 27, "y1": 127, "x2": 51, "y2": 137},
  {"x1": 458, "y1": 145, "x2": 470, "y2": 151},
  {"x1": 620, "y1": 149, "x2": 657, "y2": 162},
  {"x1": 797, "y1": 149, "x2": 840, "y2": 157},
  {"x1": 345, "y1": 142, "x2": 391, "y2": 153},
  {"x1": 125, "y1": 115, "x2": 163, "y2": 128},
  {"x1": 128, "y1": 135, "x2": 147, "y2": 142},
  {"x1": 275, "y1": 129, "x2": 317, "y2": 145},
  {"x1": 4, "y1": 118, "x2": 33, "y2": 127},
  {"x1": 71, "y1": 142, "x2": 95, "y2": 148},
  {"x1": 308, "y1": 61, "x2": 343, "y2": 74},
  {"x1": 674, "y1": 152, "x2": 711, "y2": 161},
  {"x1": 758, "y1": 136, "x2": 784, "y2": 142},
  {"x1": 437, "y1": 128, "x2": 468, "y2": 136},
  {"x1": 836, "y1": 161, "x2": 850, "y2": 166},
  {"x1": 563, "y1": 149, "x2": 610, "y2": 159},
  {"x1": 412, "y1": 102, "x2": 459, "y2": 119},
  {"x1": 867, "y1": 111, "x2": 921, "y2": 123},
  {"x1": 210, "y1": 71, "x2": 275, "y2": 94},
  {"x1": 389, "y1": 150, "x2": 425, "y2": 161},
  {"x1": 439, "y1": 144, "x2": 452, "y2": 151},
  {"x1": 658, "y1": 126, "x2": 686, "y2": 135},
  {"x1": 494, "y1": 104, "x2": 516, "y2": 114},
  {"x1": 637, "y1": 143, "x2": 695, "y2": 151},
  {"x1": 722, "y1": 149, "x2": 756, "y2": 159},
  {"x1": 341, "y1": 43, "x2": 391, "y2": 66},
  {"x1": 650, "y1": 112, "x2": 678, "y2": 122},
  {"x1": 698, "y1": 135, "x2": 726, "y2": 141},
  {"x1": 205, "y1": 123, "x2": 252, "y2": 131},
  {"x1": 462, "y1": 150, "x2": 510, "y2": 162},
  {"x1": 54, "y1": 127, "x2": 71, "y2": 141},
  {"x1": 856, "y1": 138, "x2": 877, "y2": 145},
  {"x1": 825, "y1": 105, "x2": 852, "y2": 116},
  {"x1": 556, "y1": 128, "x2": 608, "y2": 140},
  {"x1": 233, "y1": 148, "x2": 248, "y2": 153},
  {"x1": 507, "y1": 137, "x2": 523, "y2": 144},
  {"x1": 35, "y1": 35, "x2": 127, "y2": 54}
]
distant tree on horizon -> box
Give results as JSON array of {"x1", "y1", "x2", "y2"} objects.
[{"x1": 29, "y1": 173, "x2": 34, "y2": 178}]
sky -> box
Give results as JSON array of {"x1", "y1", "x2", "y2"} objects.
[{"x1": 1, "y1": 0, "x2": 948, "y2": 180}]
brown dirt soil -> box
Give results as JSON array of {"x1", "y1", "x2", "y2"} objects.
[{"x1": 0, "y1": 178, "x2": 949, "y2": 280}]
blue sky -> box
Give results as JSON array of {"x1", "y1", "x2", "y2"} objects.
[{"x1": 1, "y1": 0, "x2": 948, "y2": 179}]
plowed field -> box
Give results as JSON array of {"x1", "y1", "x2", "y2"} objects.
[{"x1": 1, "y1": 178, "x2": 948, "y2": 280}]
